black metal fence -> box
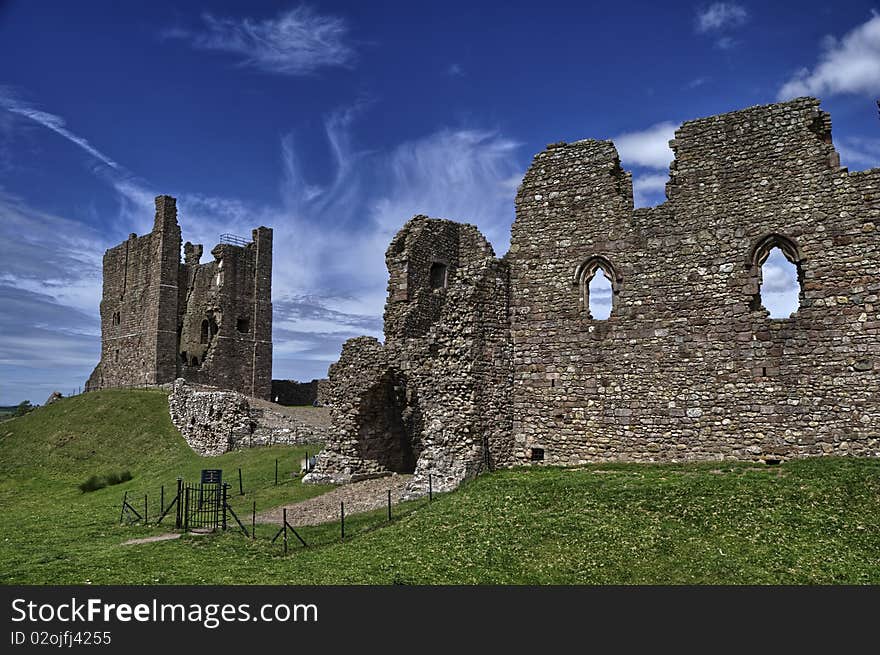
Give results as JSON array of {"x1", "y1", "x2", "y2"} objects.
[{"x1": 119, "y1": 473, "x2": 440, "y2": 555}]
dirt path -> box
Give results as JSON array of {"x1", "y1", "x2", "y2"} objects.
[
  {"x1": 120, "y1": 533, "x2": 182, "y2": 546},
  {"x1": 247, "y1": 397, "x2": 332, "y2": 428},
  {"x1": 257, "y1": 474, "x2": 412, "y2": 526},
  {"x1": 120, "y1": 529, "x2": 214, "y2": 546}
]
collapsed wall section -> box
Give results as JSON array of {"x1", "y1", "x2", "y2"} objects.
[
  {"x1": 176, "y1": 227, "x2": 273, "y2": 399},
  {"x1": 168, "y1": 379, "x2": 325, "y2": 456},
  {"x1": 305, "y1": 217, "x2": 513, "y2": 496}
]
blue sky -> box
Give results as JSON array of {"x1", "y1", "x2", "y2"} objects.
[{"x1": 1, "y1": 1, "x2": 878, "y2": 404}]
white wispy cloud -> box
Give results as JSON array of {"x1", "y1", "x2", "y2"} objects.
[
  {"x1": 695, "y1": 2, "x2": 749, "y2": 33},
  {"x1": 0, "y1": 81, "x2": 522, "y2": 392},
  {"x1": 96, "y1": 105, "x2": 522, "y2": 381},
  {"x1": 0, "y1": 191, "x2": 106, "y2": 403},
  {"x1": 835, "y1": 136, "x2": 880, "y2": 169},
  {"x1": 612, "y1": 122, "x2": 677, "y2": 207},
  {"x1": 632, "y1": 173, "x2": 669, "y2": 208},
  {"x1": 685, "y1": 77, "x2": 710, "y2": 89},
  {"x1": 447, "y1": 63, "x2": 464, "y2": 77},
  {"x1": 778, "y1": 13, "x2": 880, "y2": 100},
  {"x1": 0, "y1": 87, "x2": 120, "y2": 169},
  {"x1": 164, "y1": 5, "x2": 356, "y2": 76},
  {"x1": 613, "y1": 121, "x2": 677, "y2": 170}
]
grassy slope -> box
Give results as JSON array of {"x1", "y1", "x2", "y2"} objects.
[
  {"x1": 1, "y1": 390, "x2": 879, "y2": 584},
  {"x1": 0, "y1": 389, "x2": 330, "y2": 584}
]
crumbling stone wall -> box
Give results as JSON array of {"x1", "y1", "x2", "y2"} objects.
[
  {"x1": 168, "y1": 379, "x2": 324, "y2": 456},
  {"x1": 86, "y1": 196, "x2": 273, "y2": 400},
  {"x1": 509, "y1": 96, "x2": 878, "y2": 465},
  {"x1": 310, "y1": 97, "x2": 878, "y2": 495},
  {"x1": 305, "y1": 217, "x2": 512, "y2": 496},
  {"x1": 316, "y1": 378, "x2": 332, "y2": 406}
]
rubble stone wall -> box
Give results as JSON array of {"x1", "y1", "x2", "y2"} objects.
[
  {"x1": 168, "y1": 379, "x2": 324, "y2": 456},
  {"x1": 305, "y1": 218, "x2": 512, "y2": 496}
]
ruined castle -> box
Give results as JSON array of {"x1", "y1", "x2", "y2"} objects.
[
  {"x1": 305, "y1": 97, "x2": 880, "y2": 496},
  {"x1": 86, "y1": 196, "x2": 273, "y2": 399}
]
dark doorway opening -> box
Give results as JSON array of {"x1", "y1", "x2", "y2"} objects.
[{"x1": 356, "y1": 371, "x2": 417, "y2": 473}]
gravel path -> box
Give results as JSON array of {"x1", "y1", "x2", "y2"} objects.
[
  {"x1": 257, "y1": 474, "x2": 412, "y2": 527},
  {"x1": 248, "y1": 398, "x2": 332, "y2": 428}
]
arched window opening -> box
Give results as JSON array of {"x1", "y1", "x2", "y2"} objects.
[
  {"x1": 112, "y1": 311, "x2": 121, "y2": 326},
  {"x1": 236, "y1": 318, "x2": 250, "y2": 333},
  {"x1": 575, "y1": 256, "x2": 620, "y2": 319},
  {"x1": 191, "y1": 356, "x2": 199, "y2": 367},
  {"x1": 588, "y1": 271, "x2": 613, "y2": 320},
  {"x1": 749, "y1": 234, "x2": 804, "y2": 318},
  {"x1": 200, "y1": 320, "x2": 209, "y2": 344},
  {"x1": 760, "y1": 248, "x2": 801, "y2": 318},
  {"x1": 429, "y1": 262, "x2": 448, "y2": 290}
]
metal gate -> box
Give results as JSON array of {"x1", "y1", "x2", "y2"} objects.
[{"x1": 183, "y1": 482, "x2": 222, "y2": 531}]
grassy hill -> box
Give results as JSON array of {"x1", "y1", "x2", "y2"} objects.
[{"x1": 1, "y1": 389, "x2": 879, "y2": 584}]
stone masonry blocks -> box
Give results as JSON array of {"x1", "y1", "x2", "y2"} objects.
[{"x1": 309, "y1": 97, "x2": 879, "y2": 497}]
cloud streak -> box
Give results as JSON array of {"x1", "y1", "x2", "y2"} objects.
[
  {"x1": 695, "y1": 3, "x2": 749, "y2": 33},
  {"x1": 0, "y1": 87, "x2": 120, "y2": 169},
  {"x1": 164, "y1": 5, "x2": 356, "y2": 76},
  {"x1": 778, "y1": 13, "x2": 880, "y2": 100}
]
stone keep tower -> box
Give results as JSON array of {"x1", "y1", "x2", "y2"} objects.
[{"x1": 86, "y1": 195, "x2": 273, "y2": 400}]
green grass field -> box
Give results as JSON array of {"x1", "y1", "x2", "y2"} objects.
[{"x1": 1, "y1": 389, "x2": 879, "y2": 584}]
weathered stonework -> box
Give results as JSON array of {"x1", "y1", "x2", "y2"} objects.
[
  {"x1": 316, "y1": 378, "x2": 332, "y2": 406},
  {"x1": 85, "y1": 196, "x2": 273, "y2": 399},
  {"x1": 308, "y1": 97, "x2": 879, "y2": 496},
  {"x1": 168, "y1": 379, "x2": 325, "y2": 455},
  {"x1": 305, "y1": 216, "x2": 513, "y2": 496}
]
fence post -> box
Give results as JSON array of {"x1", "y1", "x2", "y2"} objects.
[
  {"x1": 252, "y1": 502, "x2": 256, "y2": 540},
  {"x1": 119, "y1": 490, "x2": 128, "y2": 524},
  {"x1": 175, "y1": 477, "x2": 183, "y2": 529},
  {"x1": 388, "y1": 489, "x2": 392, "y2": 521},
  {"x1": 275, "y1": 459, "x2": 278, "y2": 485},
  {"x1": 183, "y1": 485, "x2": 190, "y2": 532},
  {"x1": 222, "y1": 483, "x2": 228, "y2": 531},
  {"x1": 160, "y1": 485, "x2": 165, "y2": 515},
  {"x1": 239, "y1": 468, "x2": 244, "y2": 496},
  {"x1": 340, "y1": 501, "x2": 345, "y2": 542},
  {"x1": 144, "y1": 494, "x2": 148, "y2": 524},
  {"x1": 283, "y1": 508, "x2": 288, "y2": 554},
  {"x1": 429, "y1": 474, "x2": 433, "y2": 502}
]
